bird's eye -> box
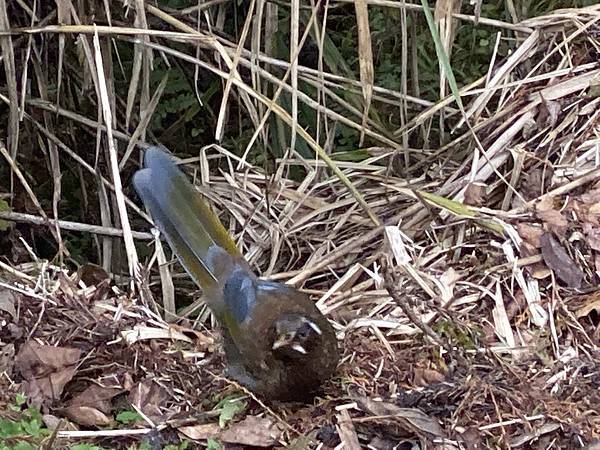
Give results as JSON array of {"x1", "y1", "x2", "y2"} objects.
[{"x1": 296, "y1": 328, "x2": 309, "y2": 340}]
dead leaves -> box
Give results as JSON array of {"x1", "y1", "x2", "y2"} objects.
[
  {"x1": 520, "y1": 184, "x2": 600, "y2": 288},
  {"x1": 178, "y1": 423, "x2": 221, "y2": 440},
  {"x1": 540, "y1": 233, "x2": 584, "y2": 288},
  {"x1": 353, "y1": 395, "x2": 445, "y2": 440},
  {"x1": 178, "y1": 416, "x2": 283, "y2": 447},
  {"x1": 129, "y1": 378, "x2": 170, "y2": 423},
  {"x1": 582, "y1": 222, "x2": 600, "y2": 251},
  {"x1": 515, "y1": 192, "x2": 600, "y2": 288},
  {"x1": 0, "y1": 342, "x2": 15, "y2": 374},
  {"x1": 15, "y1": 341, "x2": 81, "y2": 408},
  {"x1": 464, "y1": 182, "x2": 487, "y2": 207},
  {"x1": 576, "y1": 299, "x2": 600, "y2": 319},
  {"x1": 412, "y1": 367, "x2": 446, "y2": 387},
  {"x1": 517, "y1": 223, "x2": 584, "y2": 286},
  {"x1": 14, "y1": 341, "x2": 126, "y2": 428},
  {"x1": 571, "y1": 188, "x2": 600, "y2": 256},
  {"x1": 0, "y1": 288, "x2": 18, "y2": 376},
  {"x1": 535, "y1": 197, "x2": 568, "y2": 235},
  {"x1": 0, "y1": 287, "x2": 17, "y2": 319},
  {"x1": 61, "y1": 382, "x2": 125, "y2": 427},
  {"x1": 13, "y1": 339, "x2": 172, "y2": 428},
  {"x1": 516, "y1": 223, "x2": 543, "y2": 248},
  {"x1": 574, "y1": 291, "x2": 600, "y2": 320},
  {"x1": 220, "y1": 416, "x2": 282, "y2": 447},
  {"x1": 62, "y1": 405, "x2": 112, "y2": 427},
  {"x1": 70, "y1": 383, "x2": 124, "y2": 412}
]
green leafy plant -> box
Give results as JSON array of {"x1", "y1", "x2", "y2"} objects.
[
  {"x1": 0, "y1": 395, "x2": 51, "y2": 450},
  {"x1": 205, "y1": 438, "x2": 222, "y2": 450},
  {"x1": 213, "y1": 396, "x2": 247, "y2": 428},
  {"x1": 164, "y1": 441, "x2": 189, "y2": 450},
  {"x1": 116, "y1": 410, "x2": 143, "y2": 425}
]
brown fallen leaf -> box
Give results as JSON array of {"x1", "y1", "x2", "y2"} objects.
[
  {"x1": 0, "y1": 288, "x2": 17, "y2": 319},
  {"x1": 0, "y1": 342, "x2": 15, "y2": 375},
  {"x1": 509, "y1": 422, "x2": 560, "y2": 447},
  {"x1": 129, "y1": 379, "x2": 169, "y2": 423},
  {"x1": 77, "y1": 263, "x2": 112, "y2": 301},
  {"x1": 220, "y1": 416, "x2": 283, "y2": 447},
  {"x1": 521, "y1": 168, "x2": 547, "y2": 201},
  {"x1": 519, "y1": 242, "x2": 551, "y2": 279},
  {"x1": 15, "y1": 341, "x2": 81, "y2": 407},
  {"x1": 42, "y1": 414, "x2": 62, "y2": 430},
  {"x1": 540, "y1": 233, "x2": 584, "y2": 288},
  {"x1": 575, "y1": 295, "x2": 600, "y2": 319},
  {"x1": 77, "y1": 263, "x2": 110, "y2": 287},
  {"x1": 178, "y1": 423, "x2": 220, "y2": 440},
  {"x1": 464, "y1": 182, "x2": 487, "y2": 207},
  {"x1": 353, "y1": 395, "x2": 444, "y2": 439},
  {"x1": 69, "y1": 383, "x2": 124, "y2": 414},
  {"x1": 569, "y1": 199, "x2": 600, "y2": 227},
  {"x1": 581, "y1": 222, "x2": 600, "y2": 251},
  {"x1": 530, "y1": 265, "x2": 552, "y2": 280},
  {"x1": 15, "y1": 341, "x2": 81, "y2": 375},
  {"x1": 578, "y1": 187, "x2": 600, "y2": 205},
  {"x1": 62, "y1": 405, "x2": 112, "y2": 427},
  {"x1": 336, "y1": 410, "x2": 361, "y2": 450},
  {"x1": 587, "y1": 203, "x2": 600, "y2": 216},
  {"x1": 412, "y1": 367, "x2": 446, "y2": 387},
  {"x1": 460, "y1": 426, "x2": 484, "y2": 450},
  {"x1": 536, "y1": 198, "x2": 568, "y2": 235},
  {"x1": 516, "y1": 223, "x2": 544, "y2": 248},
  {"x1": 540, "y1": 97, "x2": 562, "y2": 128},
  {"x1": 167, "y1": 324, "x2": 216, "y2": 352}
]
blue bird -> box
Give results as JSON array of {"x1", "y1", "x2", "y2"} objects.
[{"x1": 133, "y1": 147, "x2": 339, "y2": 400}]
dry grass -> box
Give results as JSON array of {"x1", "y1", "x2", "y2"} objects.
[{"x1": 0, "y1": 1, "x2": 599, "y2": 449}]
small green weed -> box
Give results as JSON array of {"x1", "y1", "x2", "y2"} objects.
[
  {"x1": 214, "y1": 396, "x2": 247, "y2": 428},
  {"x1": 164, "y1": 441, "x2": 189, "y2": 450},
  {"x1": 70, "y1": 445, "x2": 105, "y2": 450},
  {"x1": 0, "y1": 395, "x2": 50, "y2": 450},
  {"x1": 115, "y1": 410, "x2": 143, "y2": 425},
  {"x1": 205, "y1": 438, "x2": 222, "y2": 450}
]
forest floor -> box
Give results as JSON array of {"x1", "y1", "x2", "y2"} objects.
[{"x1": 1, "y1": 3, "x2": 600, "y2": 450}]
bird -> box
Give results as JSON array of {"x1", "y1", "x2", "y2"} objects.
[{"x1": 133, "y1": 147, "x2": 339, "y2": 400}]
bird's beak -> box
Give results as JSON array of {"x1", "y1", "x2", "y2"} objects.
[
  {"x1": 291, "y1": 343, "x2": 307, "y2": 354},
  {"x1": 306, "y1": 320, "x2": 322, "y2": 335},
  {"x1": 272, "y1": 335, "x2": 292, "y2": 350}
]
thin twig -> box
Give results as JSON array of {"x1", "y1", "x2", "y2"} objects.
[{"x1": 0, "y1": 210, "x2": 153, "y2": 240}]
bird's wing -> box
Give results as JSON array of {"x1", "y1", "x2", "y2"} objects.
[{"x1": 222, "y1": 268, "x2": 257, "y2": 324}]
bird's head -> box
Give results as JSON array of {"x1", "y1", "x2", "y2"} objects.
[{"x1": 272, "y1": 314, "x2": 323, "y2": 357}]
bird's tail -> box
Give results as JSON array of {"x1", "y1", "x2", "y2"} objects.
[{"x1": 133, "y1": 147, "x2": 242, "y2": 293}]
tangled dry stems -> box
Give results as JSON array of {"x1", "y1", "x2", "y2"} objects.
[{"x1": 0, "y1": 2, "x2": 599, "y2": 449}]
